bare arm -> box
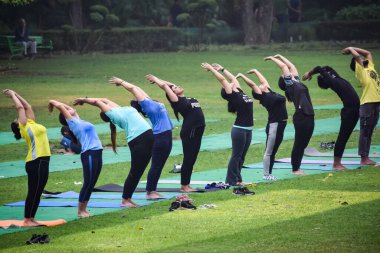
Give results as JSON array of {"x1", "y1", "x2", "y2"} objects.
[
  {"x1": 274, "y1": 54, "x2": 298, "y2": 76},
  {"x1": 247, "y1": 69, "x2": 270, "y2": 89},
  {"x1": 109, "y1": 76, "x2": 148, "y2": 101},
  {"x1": 342, "y1": 47, "x2": 372, "y2": 66},
  {"x1": 236, "y1": 73, "x2": 262, "y2": 94},
  {"x1": 13, "y1": 91, "x2": 35, "y2": 120},
  {"x1": 48, "y1": 100, "x2": 73, "y2": 120},
  {"x1": 146, "y1": 74, "x2": 178, "y2": 102},
  {"x1": 73, "y1": 97, "x2": 113, "y2": 112},
  {"x1": 201, "y1": 62, "x2": 232, "y2": 93},
  {"x1": 211, "y1": 63, "x2": 241, "y2": 89},
  {"x1": 3, "y1": 89, "x2": 27, "y2": 125},
  {"x1": 265, "y1": 56, "x2": 291, "y2": 76}
]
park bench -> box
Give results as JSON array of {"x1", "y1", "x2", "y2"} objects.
[{"x1": 0, "y1": 35, "x2": 53, "y2": 59}]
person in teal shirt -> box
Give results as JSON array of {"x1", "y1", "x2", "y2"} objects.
[{"x1": 74, "y1": 97, "x2": 153, "y2": 208}]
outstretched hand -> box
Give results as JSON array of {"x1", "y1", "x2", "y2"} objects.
[
  {"x1": 2, "y1": 89, "x2": 14, "y2": 97},
  {"x1": 264, "y1": 56, "x2": 273, "y2": 61},
  {"x1": 146, "y1": 74, "x2": 159, "y2": 85},
  {"x1": 341, "y1": 47, "x2": 351, "y2": 55},
  {"x1": 201, "y1": 62, "x2": 213, "y2": 71},
  {"x1": 73, "y1": 98, "x2": 85, "y2": 106},
  {"x1": 235, "y1": 73, "x2": 244, "y2": 79},
  {"x1": 302, "y1": 71, "x2": 312, "y2": 81},
  {"x1": 273, "y1": 54, "x2": 282, "y2": 58},
  {"x1": 109, "y1": 76, "x2": 123, "y2": 86},
  {"x1": 247, "y1": 69, "x2": 257, "y2": 74},
  {"x1": 211, "y1": 63, "x2": 223, "y2": 71},
  {"x1": 47, "y1": 100, "x2": 56, "y2": 113}
]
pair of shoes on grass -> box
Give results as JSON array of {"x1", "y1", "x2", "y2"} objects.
[
  {"x1": 205, "y1": 182, "x2": 230, "y2": 190},
  {"x1": 233, "y1": 187, "x2": 255, "y2": 196},
  {"x1": 262, "y1": 174, "x2": 278, "y2": 181},
  {"x1": 169, "y1": 199, "x2": 197, "y2": 211},
  {"x1": 26, "y1": 233, "x2": 50, "y2": 244}
]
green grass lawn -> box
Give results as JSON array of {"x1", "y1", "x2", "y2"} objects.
[{"x1": 0, "y1": 44, "x2": 379, "y2": 252}]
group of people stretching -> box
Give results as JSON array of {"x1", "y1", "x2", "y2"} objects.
[{"x1": 4, "y1": 47, "x2": 379, "y2": 226}]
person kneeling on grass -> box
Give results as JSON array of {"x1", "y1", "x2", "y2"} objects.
[
  {"x1": 4, "y1": 89, "x2": 50, "y2": 226},
  {"x1": 48, "y1": 100, "x2": 103, "y2": 218}
]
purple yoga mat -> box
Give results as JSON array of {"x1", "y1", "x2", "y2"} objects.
[
  {"x1": 5, "y1": 200, "x2": 147, "y2": 208},
  {"x1": 275, "y1": 158, "x2": 363, "y2": 165}
]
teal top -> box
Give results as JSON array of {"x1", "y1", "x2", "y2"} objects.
[{"x1": 105, "y1": 106, "x2": 151, "y2": 142}]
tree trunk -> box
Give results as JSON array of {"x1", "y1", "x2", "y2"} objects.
[
  {"x1": 241, "y1": 0, "x2": 273, "y2": 44},
  {"x1": 69, "y1": 0, "x2": 83, "y2": 29}
]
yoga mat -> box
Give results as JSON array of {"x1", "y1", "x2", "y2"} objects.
[
  {"x1": 0, "y1": 219, "x2": 66, "y2": 229},
  {"x1": 275, "y1": 158, "x2": 364, "y2": 165},
  {"x1": 243, "y1": 163, "x2": 360, "y2": 171},
  {"x1": 44, "y1": 191, "x2": 176, "y2": 200},
  {"x1": 0, "y1": 118, "x2": 220, "y2": 145},
  {"x1": 139, "y1": 180, "x2": 215, "y2": 185},
  {"x1": 93, "y1": 184, "x2": 212, "y2": 193},
  {"x1": 5, "y1": 200, "x2": 148, "y2": 208},
  {"x1": 304, "y1": 147, "x2": 380, "y2": 158},
  {"x1": 313, "y1": 104, "x2": 342, "y2": 110}
]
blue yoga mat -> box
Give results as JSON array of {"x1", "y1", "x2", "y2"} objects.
[
  {"x1": 243, "y1": 163, "x2": 360, "y2": 171},
  {"x1": 44, "y1": 191, "x2": 176, "y2": 200},
  {"x1": 5, "y1": 200, "x2": 148, "y2": 208}
]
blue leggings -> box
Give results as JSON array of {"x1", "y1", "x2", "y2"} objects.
[{"x1": 79, "y1": 149, "x2": 103, "y2": 202}]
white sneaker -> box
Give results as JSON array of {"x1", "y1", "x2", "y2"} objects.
[{"x1": 263, "y1": 175, "x2": 278, "y2": 181}]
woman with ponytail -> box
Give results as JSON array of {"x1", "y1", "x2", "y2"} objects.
[
  {"x1": 146, "y1": 74, "x2": 205, "y2": 192},
  {"x1": 48, "y1": 100, "x2": 103, "y2": 217},
  {"x1": 108, "y1": 76, "x2": 173, "y2": 200},
  {"x1": 4, "y1": 89, "x2": 50, "y2": 226},
  {"x1": 73, "y1": 97, "x2": 153, "y2": 207}
]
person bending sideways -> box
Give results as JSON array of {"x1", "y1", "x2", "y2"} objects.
[
  {"x1": 4, "y1": 89, "x2": 50, "y2": 226},
  {"x1": 303, "y1": 65, "x2": 360, "y2": 170},
  {"x1": 342, "y1": 47, "x2": 380, "y2": 165}
]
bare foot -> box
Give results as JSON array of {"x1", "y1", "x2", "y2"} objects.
[
  {"x1": 360, "y1": 157, "x2": 377, "y2": 165},
  {"x1": 333, "y1": 164, "x2": 347, "y2": 171},
  {"x1": 146, "y1": 191, "x2": 164, "y2": 200},
  {"x1": 180, "y1": 185, "x2": 197, "y2": 192},
  {"x1": 78, "y1": 211, "x2": 91, "y2": 218},
  {"x1": 23, "y1": 218, "x2": 41, "y2": 227},
  {"x1": 121, "y1": 198, "x2": 139, "y2": 207},
  {"x1": 292, "y1": 170, "x2": 307, "y2": 176}
]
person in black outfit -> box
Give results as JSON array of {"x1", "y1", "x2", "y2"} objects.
[
  {"x1": 237, "y1": 69, "x2": 288, "y2": 180},
  {"x1": 14, "y1": 18, "x2": 37, "y2": 59},
  {"x1": 302, "y1": 66, "x2": 360, "y2": 170},
  {"x1": 265, "y1": 54, "x2": 314, "y2": 175},
  {"x1": 169, "y1": 0, "x2": 182, "y2": 27},
  {"x1": 146, "y1": 74, "x2": 205, "y2": 192},
  {"x1": 201, "y1": 62, "x2": 253, "y2": 186}
]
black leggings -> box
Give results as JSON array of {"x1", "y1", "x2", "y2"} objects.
[
  {"x1": 180, "y1": 125, "x2": 205, "y2": 185},
  {"x1": 292, "y1": 113, "x2": 314, "y2": 171},
  {"x1": 25, "y1": 156, "x2": 50, "y2": 218},
  {"x1": 123, "y1": 130, "x2": 154, "y2": 199},
  {"x1": 79, "y1": 149, "x2": 103, "y2": 202},
  {"x1": 334, "y1": 107, "x2": 359, "y2": 158}
]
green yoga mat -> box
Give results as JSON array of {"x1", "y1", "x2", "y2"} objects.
[
  {"x1": 0, "y1": 118, "x2": 221, "y2": 145},
  {"x1": 1, "y1": 117, "x2": 378, "y2": 179},
  {"x1": 314, "y1": 104, "x2": 342, "y2": 110}
]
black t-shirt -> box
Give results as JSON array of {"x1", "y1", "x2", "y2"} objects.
[
  {"x1": 252, "y1": 89, "x2": 288, "y2": 123},
  {"x1": 313, "y1": 66, "x2": 360, "y2": 109},
  {"x1": 284, "y1": 76, "x2": 314, "y2": 116},
  {"x1": 224, "y1": 90, "x2": 254, "y2": 127},
  {"x1": 170, "y1": 96, "x2": 205, "y2": 133}
]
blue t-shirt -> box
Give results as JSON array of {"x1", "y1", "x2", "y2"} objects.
[
  {"x1": 139, "y1": 99, "x2": 173, "y2": 134},
  {"x1": 105, "y1": 106, "x2": 151, "y2": 142},
  {"x1": 66, "y1": 117, "x2": 103, "y2": 153}
]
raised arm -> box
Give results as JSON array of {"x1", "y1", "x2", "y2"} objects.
[
  {"x1": 236, "y1": 73, "x2": 261, "y2": 94},
  {"x1": 302, "y1": 66, "x2": 323, "y2": 81},
  {"x1": 265, "y1": 56, "x2": 291, "y2": 77},
  {"x1": 48, "y1": 99, "x2": 74, "y2": 121},
  {"x1": 247, "y1": 69, "x2": 270, "y2": 89},
  {"x1": 201, "y1": 62, "x2": 232, "y2": 93},
  {"x1": 342, "y1": 47, "x2": 372, "y2": 66},
  {"x1": 73, "y1": 97, "x2": 114, "y2": 112},
  {"x1": 109, "y1": 76, "x2": 149, "y2": 101},
  {"x1": 274, "y1": 54, "x2": 298, "y2": 76},
  {"x1": 146, "y1": 74, "x2": 178, "y2": 102},
  {"x1": 3, "y1": 89, "x2": 27, "y2": 125},
  {"x1": 211, "y1": 63, "x2": 241, "y2": 89},
  {"x1": 13, "y1": 91, "x2": 35, "y2": 120}
]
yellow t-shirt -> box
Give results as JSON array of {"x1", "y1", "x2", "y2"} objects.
[
  {"x1": 355, "y1": 60, "x2": 380, "y2": 104},
  {"x1": 19, "y1": 119, "x2": 51, "y2": 162}
]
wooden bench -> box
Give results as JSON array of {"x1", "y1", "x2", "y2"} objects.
[{"x1": 0, "y1": 35, "x2": 53, "y2": 59}]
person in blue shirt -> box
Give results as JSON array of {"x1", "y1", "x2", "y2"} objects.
[
  {"x1": 48, "y1": 100, "x2": 103, "y2": 218},
  {"x1": 108, "y1": 76, "x2": 173, "y2": 200},
  {"x1": 73, "y1": 97, "x2": 154, "y2": 207}
]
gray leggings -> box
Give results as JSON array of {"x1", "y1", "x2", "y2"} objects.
[
  {"x1": 359, "y1": 102, "x2": 380, "y2": 157},
  {"x1": 225, "y1": 127, "x2": 252, "y2": 185}
]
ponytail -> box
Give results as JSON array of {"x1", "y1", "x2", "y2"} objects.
[
  {"x1": 165, "y1": 93, "x2": 180, "y2": 121},
  {"x1": 10, "y1": 122, "x2": 21, "y2": 140},
  {"x1": 58, "y1": 113, "x2": 79, "y2": 144},
  {"x1": 100, "y1": 112, "x2": 117, "y2": 153}
]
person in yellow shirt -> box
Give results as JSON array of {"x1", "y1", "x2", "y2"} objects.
[
  {"x1": 3, "y1": 89, "x2": 50, "y2": 226},
  {"x1": 342, "y1": 47, "x2": 380, "y2": 165}
]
